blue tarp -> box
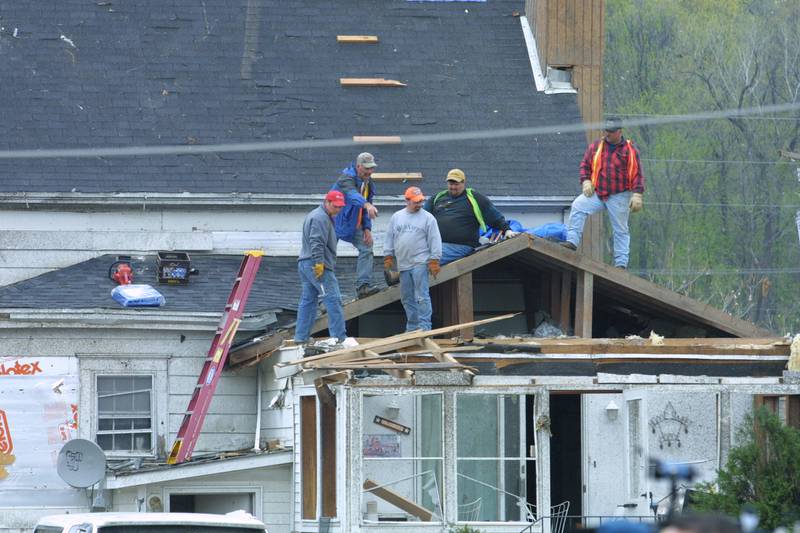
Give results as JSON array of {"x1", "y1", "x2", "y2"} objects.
[
  {"x1": 111, "y1": 284, "x2": 166, "y2": 307},
  {"x1": 482, "y1": 220, "x2": 567, "y2": 241}
]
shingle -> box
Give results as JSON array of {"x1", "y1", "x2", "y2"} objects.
[{"x1": 1, "y1": 0, "x2": 585, "y2": 197}]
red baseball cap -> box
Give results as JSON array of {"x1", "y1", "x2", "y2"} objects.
[
  {"x1": 325, "y1": 190, "x2": 346, "y2": 207},
  {"x1": 404, "y1": 186, "x2": 425, "y2": 202}
]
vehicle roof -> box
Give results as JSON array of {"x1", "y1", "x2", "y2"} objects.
[{"x1": 35, "y1": 512, "x2": 265, "y2": 529}]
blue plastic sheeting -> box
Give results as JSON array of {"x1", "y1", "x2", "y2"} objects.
[
  {"x1": 481, "y1": 220, "x2": 567, "y2": 241},
  {"x1": 111, "y1": 284, "x2": 166, "y2": 307}
]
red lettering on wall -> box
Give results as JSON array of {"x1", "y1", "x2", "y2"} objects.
[
  {"x1": 0, "y1": 410, "x2": 12, "y2": 454},
  {"x1": 0, "y1": 360, "x2": 44, "y2": 376}
]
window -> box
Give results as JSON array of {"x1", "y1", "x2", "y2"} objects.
[
  {"x1": 360, "y1": 393, "x2": 443, "y2": 523},
  {"x1": 96, "y1": 375, "x2": 153, "y2": 452},
  {"x1": 456, "y1": 393, "x2": 535, "y2": 522},
  {"x1": 78, "y1": 355, "x2": 167, "y2": 458}
]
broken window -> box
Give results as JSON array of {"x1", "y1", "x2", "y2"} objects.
[
  {"x1": 456, "y1": 393, "x2": 536, "y2": 522},
  {"x1": 361, "y1": 392, "x2": 443, "y2": 523},
  {"x1": 96, "y1": 375, "x2": 153, "y2": 453}
]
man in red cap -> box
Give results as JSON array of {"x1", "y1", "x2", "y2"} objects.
[
  {"x1": 383, "y1": 187, "x2": 442, "y2": 331},
  {"x1": 295, "y1": 190, "x2": 348, "y2": 344}
]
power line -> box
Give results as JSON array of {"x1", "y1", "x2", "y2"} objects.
[
  {"x1": 646, "y1": 202, "x2": 800, "y2": 208},
  {"x1": 643, "y1": 158, "x2": 796, "y2": 165},
  {"x1": 630, "y1": 267, "x2": 800, "y2": 275},
  {"x1": 613, "y1": 113, "x2": 800, "y2": 121},
  {"x1": 0, "y1": 102, "x2": 799, "y2": 159}
]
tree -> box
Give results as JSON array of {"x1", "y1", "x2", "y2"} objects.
[{"x1": 691, "y1": 408, "x2": 800, "y2": 529}]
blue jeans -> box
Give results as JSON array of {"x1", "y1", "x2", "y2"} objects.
[
  {"x1": 294, "y1": 259, "x2": 347, "y2": 342},
  {"x1": 440, "y1": 243, "x2": 474, "y2": 266},
  {"x1": 399, "y1": 264, "x2": 432, "y2": 331},
  {"x1": 565, "y1": 190, "x2": 632, "y2": 267},
  {"x1": 352, "y1": 228, "x2": 374, "y2": 288}
]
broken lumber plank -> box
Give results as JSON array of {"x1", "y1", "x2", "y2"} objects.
[
  {"x1": 352, "y1": 136, "x2": 402, "y2": 144},
  {"x1": 315, "y1": 362, "x2": 477, "y2": 371},
  {"x1": 337, "y1": 35, "x2": 379, "y2": 44},
  {"x1": 423, "y1": 338, "x2": 474, "y2": 375},
  {"x1": 363, "y1": 479, "x2": 433, "y2": 521},
  {"x1": 370, "y1": 173, "x2": 423, "y2": 181},
  {"x1": 314, "y1": 377, "x2": 336, "y2": 406},
  {"x1": 340, "y1": 78, "x2": 406, "y2": 87},
  {"x1": 280, "y1": 314, "x2": 518, "y2": 367}
]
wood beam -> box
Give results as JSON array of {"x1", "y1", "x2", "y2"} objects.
[
  {"x1": 574, "y1": 271, "x2": 594, "y2": 338},
  {"x1": 370, "y1": 173, "x2": 423, "y2": 181},
  {"x1": 352, "y1": 136, "x2": 402, "y2": 144},
  {"x1": 337, "y1": 35, "x2": 379, "y2": 44},
  {"x1": 300, "y1": 397, "x2": 317, "y2": 519},
  {"x1": 559, "y1": 271, "x2": 572, "y2": 332},
  {"x1": 439, "y1": 273, "x2": 474, "y2": 339},
  {"x1": 363, "y1": 479, "x2": 433, "y2": 521},
  {"x1": 340, "y1": 78, "x2": 406, "y2": 87}
]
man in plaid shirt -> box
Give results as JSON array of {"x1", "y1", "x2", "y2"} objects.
[{"x1": 561, "y1": 117, "x2": 645, "y2": 269}]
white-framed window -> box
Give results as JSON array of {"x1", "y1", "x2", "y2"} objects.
[
  {"x1": 96, "y1": 375, "x2": 153, "y2": 452},
  {"x1": 164, "y1": 486, "x2": 262, "y2": 517},
  {"x1": 360, "y1": 392, "x2": 444, "y2": 524},
  {"x1": 79, "y1": 355, "x2": 168, "y2": 458},
  {"x1": 455, "y1": 393, "x2": 536, "y2": 522}
]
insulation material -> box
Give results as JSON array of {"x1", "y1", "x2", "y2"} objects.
[
  {"x1": 0, "y1": 357, "x2": 78, "y2": 485},
  {"x1": 788, "y1": 334, "x2": 800, "y2": 371}
]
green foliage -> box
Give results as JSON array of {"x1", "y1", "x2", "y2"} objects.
[
  {"x1": 447, "y1": 526, "x2": 484, "y2": 533},
  {"x1": 691, "y1": 408, "x2": 800, "y2": 529},
  {"x1": 605, "y1": 0, "x2": 800, "y2": 332}
]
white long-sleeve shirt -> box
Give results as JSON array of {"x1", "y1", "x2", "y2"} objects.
[{"x1": 383, "y1": 208, "x2": 442, "y2": 271}]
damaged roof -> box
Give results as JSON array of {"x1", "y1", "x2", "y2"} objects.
[{"x1": 0, "y1": 0, "x2": 584, "y2": 198}]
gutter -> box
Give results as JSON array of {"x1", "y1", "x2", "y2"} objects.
[
  {"x1": 0, "y1": 308, "x2": 278, "y2": 331},
  {"x1": 0, "y1": 192, "x2": 574, "y2": 210}
]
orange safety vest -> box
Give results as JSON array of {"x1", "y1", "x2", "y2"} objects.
[
  {"x1": 355, "y1": 180, "x2": 370, "y2": 229},
  {"x1": 590, "y1": 139, "x2": 639, "y2": 190}
]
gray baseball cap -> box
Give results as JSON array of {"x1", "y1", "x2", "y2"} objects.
[
  {"x1": 356, "y1": 152, "x2": 377, "y2": 168},
  {"x1": 603, "y1": 116, "x2": 623, "y2": 132}
]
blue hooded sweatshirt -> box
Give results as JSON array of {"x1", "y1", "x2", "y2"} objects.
[{"x1": 330, "y1": 163, "x2": 375, "y2": 243}]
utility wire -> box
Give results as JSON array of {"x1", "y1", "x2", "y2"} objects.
[
  {"x1": 642, "y1": 158, "x2": 796, "y2": 165},
  {"x1": 0, "y1": 102, "x2": 799, "y2": 159},
  {"x1": 630, "y1": 268, "x2": 800, "y2": 275}
]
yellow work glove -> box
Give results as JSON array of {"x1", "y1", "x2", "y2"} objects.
[
  {"x1": 629, "y1": 192, "x2": 643, "y2": 213},
  {"x1": 313, "y1": 263, "x2": 325, "y2": 279},
  {"x1": 428, "y1": 259, "x2": 441, "y2": 278},
  {"x1": 582, "y1": 180, "x2": 594, "y2": 197},
  {"x1": 383, "y1": 255, "x2": 394, "y2": 271}
]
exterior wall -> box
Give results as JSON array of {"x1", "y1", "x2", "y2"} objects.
[
  {"x1": 0, "y1": 325, "x2": 293, "y2": 533},
  {"x1": 0, "y1": 205, "x2": 562, "y2": 286},
  {"x1": 111, "y1": 466, "x2": 293, "y2": 533}
]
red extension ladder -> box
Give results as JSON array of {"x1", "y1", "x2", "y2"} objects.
[{"x1": 167, "y1": 250, "x2": 264, "y2": 464}]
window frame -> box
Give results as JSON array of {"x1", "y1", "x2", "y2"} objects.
[
  {"x1": 78, "y1": 355, "x2": 168, "y2": 459},
  {"x1": 163, "y1": 485, "x2": 262, "y2": 517},
  {"x1": 95, "y1": 374, "x2": 155, "y2": 453}
]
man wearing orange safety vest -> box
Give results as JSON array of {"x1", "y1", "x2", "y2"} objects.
[{"x1": 561, "y1": 117, "x2": 645, "y2": 269}]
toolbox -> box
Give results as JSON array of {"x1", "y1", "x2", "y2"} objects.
[{"x1": 156, "y1": 251, "x2": 192, "y2": 284}]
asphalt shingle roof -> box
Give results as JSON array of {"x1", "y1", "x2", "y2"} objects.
[
  {"x1": 0, "y1": 254, "x2": 385, "y2": 312},
  {"x1": 1, "y1": 0, "x2": 585, "y2": 197}
]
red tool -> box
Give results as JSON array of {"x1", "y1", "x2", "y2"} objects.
[
  {"x1": 167, "y1": 250, "x2": 264, "y2": 464},
  {"x1": 108, "y1": 261, "x2": 134, "y2": 285}
]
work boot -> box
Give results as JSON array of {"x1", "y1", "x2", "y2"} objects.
[
  {"x1": 615, "y1": 265, "x2": 627, "y2": 270},
  {"x1": 384, "y1": 269, "x2": 400, "y2": 287},
  {"x1": 357, "y1": 284, "x2": 380, "y2": 299},
  {"x1": 560, "y1": 241, "x2": 577, "y2": 251}
]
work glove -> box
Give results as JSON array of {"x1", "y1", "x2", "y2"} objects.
[
  {"x1": 313, "y1": 263, "x2": 325, "y2": 279},
  {"x1": 383, "y1": 255, "x2": 394, "y2": 271},
  {"x1": 428, "y1": 259, "x2": 441, "y2": 278},
  {"x1": 504, "y1": 230, "x2": 519, "y2": 239},
  {"x1": 629, "y1": 192, "x2": 643, "y2": 213},
  {"x1": 582, "y1": 180, "x2": 594, "y2": 197}
]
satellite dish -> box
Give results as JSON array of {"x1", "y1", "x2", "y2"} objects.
[{"x1": 57, "y1": 439, "x2": 107, "y2": 488}]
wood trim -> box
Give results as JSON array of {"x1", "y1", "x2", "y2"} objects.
[
  {"x1": 575, "y1": 271, "x2": 593, "y2": 338},
  {"x1": 300, "y1": 397, "x2": 317, "y2": 519},
  {"x1": 559, "y1": 271, "x2": 572, "y2": 332},
  {"x1": 340, "y1": 78, "x2": 406, "y2": 87},
  {"x1": 787, "y1": 396, "x2": 800, "y2": 429},
  {"x1": 320, "y1": 399, "x2": 337, "y2": 517},
  {"x1": 337, "y1": 35, "x2": 379, "y2": 43}
]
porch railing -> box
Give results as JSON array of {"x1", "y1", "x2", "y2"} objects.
[{"x1": 519, "y1": 515, "x2": 658, "y2": 533}]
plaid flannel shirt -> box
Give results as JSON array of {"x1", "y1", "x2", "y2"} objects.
[{"x1": 579, "y1": 136, "x2": 645, "y2": 199}]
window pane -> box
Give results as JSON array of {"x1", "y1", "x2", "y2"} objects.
[
  {"x1": 133, "y1": 418, "x2": 151, "y2": 429},
  {"x1": 362, "y1": 459, "x2": 443, "y2": 523},
  {"x1": 134, "y1": 434, "x2": 151, "y2": 451},
  {"x1": 457, "y1": 460, "x2": 531, "y2": 522},
  {"x1": 457, "y1": 394, "x2": 498, "y2": 458},
  {"x1": 97, "y1": 433, "x2": 112, "y2": 450},
  {"x1": 504, "y1": 395, "x2": 521, "y2": 457},
  {"x1": 134, "y1": 376, "x2": 152, "y2": 390},
  {"x1": 98, "y1": 418, "x2": 113, "y2": 431},
  {"x1": 114, "y1": 391, "x2": 134, "y2": 413},
  {"x1": 98, "y1": 396, "x2": 114, "y2": 413},
  {"x1": 113, "y1": 433, "x2": 132, "y2": 451},
  {"x1": 134, "y1": 390, "x2": 151, "y2": 411}
]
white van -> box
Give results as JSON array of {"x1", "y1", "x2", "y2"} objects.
[{"x1": 33, "y1": 511, "x2": 269, "y2": 533}]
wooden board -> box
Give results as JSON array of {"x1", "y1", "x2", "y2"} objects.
[
  {"x1": 301, "y1": 397, "x2": 317, "y2": 519},
  {"x1": 337, "y1": 35, "x2": 379, "y2": 43},
  {"x1": 340, "y1": 78, "x2": 406, "y2": 87},
  {"x1": 370, "y1": 173, "x2": 424, "y2": 181},
  {"x1": 352, "y1": 136, "x2": 402, "y2": 144},
  {"x1": 363, "y1": 478, "x2": 433, "y2": 521}
]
